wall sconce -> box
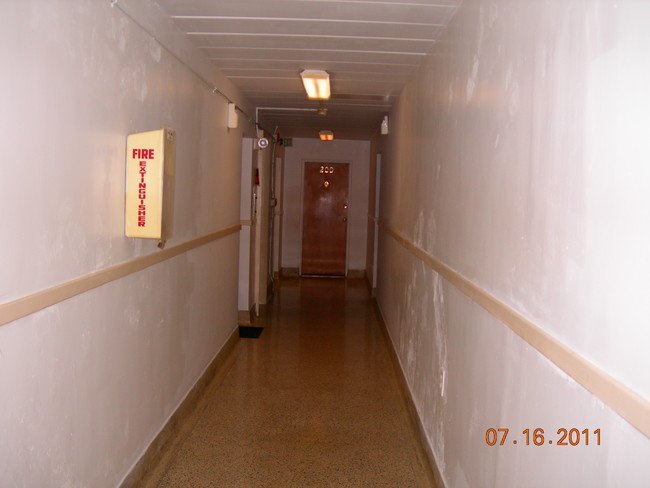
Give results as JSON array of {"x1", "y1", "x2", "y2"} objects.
[
  {"x1": 319, "y1": 130, "x2": 334, "y2": 141},
  {"x1": 381, "y1": 115, "x2": 389, "y2": 135},
  {"x1": 300, "y1": 70, "x2": 331, "y2": 100}
]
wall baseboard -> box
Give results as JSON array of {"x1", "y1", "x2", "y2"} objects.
[
  {"x1": 119, "y1": 326, "x2": 241, "y2": 488},
  {"x1": 237, "y1": 309, "x2": 253, "y2": 326},
  {"x1": 266, "y1": 280, "x2": 274, "y2": 302},
  {"x1": 347, "y1": 269, "x2": 365, "y2": 279},
  {"x1": 362, "y1": 270, "x2": 375, "y2": 296},
  {"x1": 278, "y1": 268, "x2": 367, "y2": 279},
  {"x1": 257, "y1": 303, "x2": 268, "y2": 317},
  {"x1": 280, "y1": 267, "x2": 300, "y2": 278},
  {"x1": 372, "y1": 299, "x2": 447, "y2": 488}
]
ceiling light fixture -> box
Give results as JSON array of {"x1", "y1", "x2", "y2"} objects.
[
  {"x1": 319, "y1": 130, "x2": 334, "y2": 141},
  {"x1": 300, "y1": 70, "x2": 331, "y2": 100}
]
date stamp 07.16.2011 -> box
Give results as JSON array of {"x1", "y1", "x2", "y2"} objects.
[{"x1": 485, "y1": 428, "x2": 601, "y2": 446}]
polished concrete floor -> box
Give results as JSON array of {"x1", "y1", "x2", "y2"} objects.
[{"x1": 144, "y1": 278, "x2": 437, "y2": 487}]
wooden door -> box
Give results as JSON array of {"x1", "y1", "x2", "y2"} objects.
[{"x1": 301, "y1": 162, "x2": 349, "y2": 276}]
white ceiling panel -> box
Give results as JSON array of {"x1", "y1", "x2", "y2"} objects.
[
  {"x1": 225, "y1": 69, "x2": 414, "y2": 84},
  {"x1": 233, "y1": 77, "x2": 406, "y2": 94},
  {"x1": 156, "y1": 0, "x2": 462, "y2": 138},
  {"x1": 173, "y1": 19, "x2": 445, "y2": 39},
  {"x1": 161, "y1": 0, "x2": 458, "y2": 24},
  {"x1": 214, "y1": 60, "x2": 421, "y2": 77},
  {"x1": 190, "y1": 34, "x2": 437, "y2": 53},
  {"x1": 204, "y1": 48, "x2": 427, "y2": 65}
]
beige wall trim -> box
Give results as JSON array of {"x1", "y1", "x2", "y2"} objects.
[
  {"x1": 381, "y1": 223, "x2": 650, "y2": 440},
  {"x1": 0, "y1": 224, "x2": 242, "y2": 328},
  {"x1": 120, "y1": 326, "x2": 241, "y2": 488}
]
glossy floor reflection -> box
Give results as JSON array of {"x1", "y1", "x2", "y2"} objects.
[{"x1": 146, "y1": 278, "x2": 437, "y2": 487}]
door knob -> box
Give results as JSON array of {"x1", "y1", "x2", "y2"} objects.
[{"x1": 342, "y1": 217, "x2": 348, "y2": 222}]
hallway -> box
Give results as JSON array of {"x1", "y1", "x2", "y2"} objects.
[
  {"x1": 3, "y1": 1, "x2": 650, "y2": 486},
  {"x1": 143, "y1": 278, "x2": 436, "y2": 487}
]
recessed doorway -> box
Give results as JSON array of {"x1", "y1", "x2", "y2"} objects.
[{"x1": 301, "y1": 162, "x2": 349, "y2": 276}]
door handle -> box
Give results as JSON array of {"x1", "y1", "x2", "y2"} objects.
[{"x1": 342, "y1": 217, "x2": 348, "y2": 222}]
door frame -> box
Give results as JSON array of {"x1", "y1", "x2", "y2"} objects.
[{"x1": 299, "y1": 160, "x2": 352, "y2": 276}]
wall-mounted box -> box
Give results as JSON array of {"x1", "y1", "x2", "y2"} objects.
[
  {"x1": 227, "y1": 102, "x2": 238, "y2": 129},
  {"x1": 125, "y1": 128, "x2": 175, "y2": 242}
]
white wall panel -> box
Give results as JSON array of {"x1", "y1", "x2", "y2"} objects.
[
  {"x1": 377, "y1": 0, "x2": 650, "y2": 485},
  {"x1": 0, "y1": 1, "x2": 247, "y2": 486}
]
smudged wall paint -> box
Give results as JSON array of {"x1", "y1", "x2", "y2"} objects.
[
  {"x1": 0, "y1": 1, "x2": 249, "y2": 486},
  {"x1": 376, "y1": 0, "x2": 650, "y2": 485}
]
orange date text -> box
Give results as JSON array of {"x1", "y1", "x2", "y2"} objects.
[{"x1": 485, "y1": 428, "x2": 601, "y2": 446}]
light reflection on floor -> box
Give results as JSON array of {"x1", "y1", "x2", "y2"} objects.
[{"x1": 146, "y1": 278, "x2": 437, "y2": 488}]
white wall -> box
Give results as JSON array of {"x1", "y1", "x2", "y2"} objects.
[
  {"x1": 272, "y1": 152, "x2": 284, "y2": 276},
  {"x1": 282, "y1": 138, "x2": 370, "y2": 272},
  {"x1": 0, "y1": 1, "x2": 250, "y2": 486},
  {"x1": 253, "y1": 142, "x2": 273, "y2": 307},
  {"x1": 377, "y1": 0, "x2": 650, "y2": 486},
  {"x1": 238, "y1": 138, "x2": 255, "y2": 314}
]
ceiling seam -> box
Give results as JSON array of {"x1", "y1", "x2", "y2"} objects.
[
  {"x1": 199, "y1": 47, "x2": 429, "y2": 56},
  {"x1": 188, "y1": 33, "x2": 438, "y2": 42},
  {"x1": 209, "y1": 59, "x2": 420, "y2": 66},
  {"x1": 171, "y1": 16, "x2": 444, "y2": 27}
]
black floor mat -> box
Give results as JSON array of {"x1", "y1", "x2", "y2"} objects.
[{"x1": 238, "y1": 326, "x2": 264, "y2": 338}]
